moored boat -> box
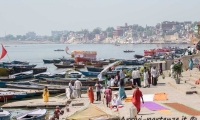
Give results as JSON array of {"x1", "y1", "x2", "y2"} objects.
[
  {"x1": 0, "y1": 91, "x2": 27, "y2": 100},
  {"x1": 66, "y1": 71, "x2": 83, "y2": 78},
  {"x1": 73, "y1": 63, "x2": 85, "y2": 68},
  {"x1": 134, "y1": 54, "x2": 144, "y2": 59},
  {"x1": 11, "y1": 60, "x2": 29, "y2": 65},
  {"x1": 12, "y1": 67, "x2": 47, "y2": 75},
  {"x1": 14, "y1": 109, "x2": 47, "y2": 120},
  {"x1": 54, "y1": 62, "x2": 73, "y2": 68},
  {"x1": 0, "y1": 109, "x2": 11, "y2": 120},
  {"x1": 123, "y1": 50, "x2": 135, "y2": 53},
  {"x1": 121, "y1": 59, "x2": 144, "y2": 65},
  {"x1": 74, "y1": 57, "x2": 90, "y2": 63},
  {"x1": 9, "y1": 71, "x2": 33, "y2": 80},
  {"x1": 43, "y1": 59, "x2": 54, "y2": 64},
  {"x1": 0, "y1": 93, "x2": 13, "y2": 102},
  {"x1": 34, "y1": 71, "x2": 66, "y2": 79},
  {"x1": 92, "y1": 63, "x2": 103, "y2": 67},
  {"x1": 87, "y1": 67, "x2": 103, "y2": 72},
  {"x1": 78, "y1": 70, "x2": 100, "y2": 77},
  {"x1": 54, "y1": 49, "x2": 64, "y2": 51}
]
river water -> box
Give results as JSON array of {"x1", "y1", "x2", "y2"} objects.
[{"x1": 0, "y1": 43, "x2": 188, "y2": 118}]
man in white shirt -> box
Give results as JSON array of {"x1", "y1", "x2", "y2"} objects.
[
  {"x1": 68, "y1": 80, "x2": 73, "y2": 99},
  {"x1": 74, "y1": 79, "x2": 82, "y2": 98},
  {"x1": 110, "y1": 75, "x2": 115, "y2": 87},
  {"x1": 151, "y1": 67, "x2": 157, "y2": 86},
  {"x1": 132, "y1": 67, "x2": 141, "y2": 87}
]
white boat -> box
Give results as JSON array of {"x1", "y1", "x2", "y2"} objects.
[
  {"x1": 67, "y1": 70, "x2": 83, "y2": 78},
  {"x1": 14, "y1": 109, "x2": 47, "y2": 120},
  {"x1": 0, "y1": 109, "x2": 11, "y2": 120}
]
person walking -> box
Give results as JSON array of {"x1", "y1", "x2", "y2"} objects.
[
  {"x1": 119, "y1": 68, "x2": 126, "y2": 81},
  {"x1": 68, "y1": 80, "x2": 73, "y2": 99},
  {"x1": 87, "y1": 85, "x2": 94, "y2": 103},
  {"x1": 151, "y1": 67, "x2": 157, "y2": 86},
  {"x1": 95, "y1": 81, "x2": 102, "y2": 101},
  {"x1": 132, "y1": 87, "x2": 144, "y2": 114},
  {"x1": 104, "y1": 86, "x2": 112, "y2": 107},
  {"x1": 143, "y1": 69, "x2": 149, "y2": 88},
  {"x1": 189, "y1": 58, "x2": 194, "y2": 70},
  {"x1": 42, "y1": 86, "x2": 49, "y2": 102},
  {"x1": 118, "y1": 79, "x2": 127, "y2": 100},
  {"x1": 74, "y1": 78, "x2": 82, "y2": 98}
]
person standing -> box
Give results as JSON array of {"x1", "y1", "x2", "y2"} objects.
[
  {"x1": 104, "y1": 75, "x2": 108, "y2": 88},
  {"x1": 74, "y1": 79, "x2": 82, "y2": 98},
  {"x1": 132, "y1": 68, "x2": 137, "y2": 86},
  {"x1": 87, "y1": 85, "x2": 94, "y2": 103},
  {"x1": 135, "y1": 67, "x2": 141, "y2": 87},
  {"x1": 42, "y1": 86, "x2": 49, "y2": 102},
  {"x1": 143, "y1": 69, "x2": 149, "y2": 88},
  {"x1": 151, "y1": 67, "x2": 157, "y2": 86},
  {"x1": 104, "y1": 86, "x2": 112, "y2": 107},
  {"x1": 110, "y1": 75, "x2": 115, "y2": 87},
  {"x1": 95, "y1": 81, "x2": 102, "y2": 101},
  {"x1": 132, "y1": 87, "x2": 144, "y2": 114},
  {"x1": 189, "y1": 58, "x2": 194, "y2": 70},
  {"x1": 147, "y1": 68, "x2": 151, "y2": 85},
  {"x1": 119, "y1": 68, "x2": 126, "y2": 81},
  {"x1": 118, "y1": 79, "x2": 127, "y2": 99},
  {"x1": 68, "y1": 80, "x2": 73, "y2": 99}
]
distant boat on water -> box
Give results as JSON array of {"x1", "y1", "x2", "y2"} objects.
[{"x1": 54, "y1": 49, "x2": 64, "y2": 51}]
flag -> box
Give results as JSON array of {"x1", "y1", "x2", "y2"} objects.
[{"x1": 0, "y1": 44, "x2": 7, "y2": 60}]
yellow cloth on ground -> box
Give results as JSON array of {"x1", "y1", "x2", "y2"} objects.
[
  {"x1": 124, "y1": 95, "x2": 132, "y2": 102},
  {"x1": 42, "y1": 89, "x2": 49, "y2": 102},
  {"x1": 159, "y1": 110, "x2": 171, "y2": 114},
  {"x1": 153, "y1": 92, "x2": 167, "y2": 101}
]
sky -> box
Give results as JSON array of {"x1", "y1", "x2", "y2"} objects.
[{"x1": 0, "y1": 0, "x2": 200, "y2": 36}]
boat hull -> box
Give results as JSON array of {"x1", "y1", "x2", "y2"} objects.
[
  {"x1": 134, "y1": 54, "x2": 144, "y2": 59},
  {"x1": 73, "y1": 64, "x2": 85, "y2": 68},
  {"x1": 87, "y1": 67, "x2": 103, "y2": 72},
  {"x1": 43, "y1": 59, "x2": 54, "y2": 64},
  {"x1": 11, "y1": 94, "x2": 27, "y2": 100},
  {"x1": 13, "y1": 67, "x2": 47, "y2": 75},
  {"x1": 0, "y1": 110, "x2": 11, "y2": 120},
  {"x1": 54, "y1": 64, "x2": 73, "y2": 68},
  {"x1": 74, "y1": 57, "x2": 90, "y2": 63},
  {"x1": 0, "y1": 94, "x2": 13, "y2": 102}
]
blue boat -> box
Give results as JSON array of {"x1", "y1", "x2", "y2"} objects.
[
  {"x1": 87, "y1": 67, "x2": 103, "y2": 72},
  {"x1": 11, "y1": 60, "x2": 29, "y2": 65},
  {"x1": 79, "y1": 70, "x2": 100, "y2": 77},
  {"x1": 121, "y1": 59, "x2": 144, "y2": 65},
  {"x1": 14, "y1": 109, "x2": 47, "y2": 120},
  {"x1": 9, "y1": 71, "x2": 33, "y2": 80},
  {"x1": 0, "y1": 109, "x2": 11, "y2": 120},
  {"x1": 25, "y1": 92, "x2": 36, "y2": 98},
  {"x1": 4, "y1": 64, "x2": 36, "y2": 69},
  {"x1": 0, "y1": 82, "x2": 6, "y2": 87},
  {"x1": 53, "y1": 59, "x2": 61, "y2": 63},
  {"x1": 43, "y1": 59, "x2": 54, "y2": 64},
  {"x1": 3, "y1": 92, "x2": 27, "y2": 100}
]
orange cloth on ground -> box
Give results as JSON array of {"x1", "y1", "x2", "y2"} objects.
[
  {"x1": 195, "y1": 80, "x2": 200, "y2": 85},
  {"x1": 159, "y1": 110, "x2": 171, "y2": 114},
  {"x1": 153, "y1": 92, "x2": 167, "y2": 101},
  {"x1": 87, "y1": 87, "x2": 94, "y2": 103},
  {"x1": 132, "y1": 88, "x2": 143, "y2": 114},
  {"x1": 124, "y1": 96, "x2": 132, "y2": 102}
]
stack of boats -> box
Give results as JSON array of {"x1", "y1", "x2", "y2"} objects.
[{"x1": 0, "y1": 108, "x2": 47, "y2": 120}]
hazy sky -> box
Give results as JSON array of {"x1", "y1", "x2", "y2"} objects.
[{"x1": 0, "y1": 0, "x2": 200, "y2": 36}]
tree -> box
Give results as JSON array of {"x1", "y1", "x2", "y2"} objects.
[
  {"x1": 92, "y1": 27, "x2": 102, "y2": 34},
  {"x1": 106, "y1": 27, "x2": 115, "y2": 33},
  {"x1": 108, "y1": 32, "x2": 113, "y2": 38},
  {"x1": 21, "y1": 35, "x2": 27, "y2": 40},
  {"x1": 136, "y1": 26, "x2": 145, "y2": 32},
  {"x1": 16, "y1": 35, "x2": 22, "y2": 40},
  {"x1": 5, "y1": 34, "x2": 15, "y2": 40}
]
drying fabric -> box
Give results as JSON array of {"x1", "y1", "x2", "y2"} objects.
[
  {"x1": 141, "y1": 94, "x2": 154, "y2": 101},
  {"x1": 159, "y1": 110, "x2": 171, "y2": 114},
  {"x1": 141, "y1": 102, "x2": 169, "y2": 111},
  {"x1": 153, "y1": 92, "x2": 167, "y2": 101},
  {"x1": 164, "y1": 103, "x2": 200, "y2": 116}
]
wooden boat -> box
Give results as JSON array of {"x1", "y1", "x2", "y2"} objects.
[
  {"x1": 78, "y1": 70, "x2": 100, "y2": 77},
  {"x1": 74, "y1": 57, "x2": 90, "y2": 63},
  {"x1": 12, "y1": 67, "x2": 47, "y2": 75},
  {"x1": 92, "y1": 63, "x2": 103, "y2": 67},
  {"x1": 0, "y1": 91, "x2": 27, "y2": 100},
  {"x1": 54, "y1": 62, "x2": 73, "y2": 68},
  {"x1": 54, "y1": 49, "x2": 64, "y2": 51},
  {"x1": 11, "y1": 60, "x2": 29, "y2": 65},
  {"x1": 73, "y1": 63, "x2": 85, "y2": 68},
  {"x1": 9, "y1": 71, "x2": 33, "y2": 80},
  {"x1": 121, "y1": 59, "x2": 143, "y2": 65},
  {"x1": 6, "y1": 84, "x2": 65, "y2": 93},
  {"x1": 14, "y1": 109, "x2": 47, "y2": 120},
  {"x1": 0, "y1": 109, "x2": 11, "y2": 120},
  {"x1": 66, "y1": 71, "x2": 82, "y2": 78},
  {"x1": 134, "y1": 54, "x2": 144, "y2": 59},
  {"x1": 34, "y1": 71, "x2": 66, "y2": 79},
  {"x1": 4, "y1": 64, "x2": 36, "y2": 69},
  {"x1": 45, "y1": 78, "x2": 103, "y2": 86},
  {"x1": 0, "y1": 93, "x2": 13, "y2": 102},
  {"x1": 87, "y1": 67, "x2": 103, "y2": 72},
  {"x1": 43, "y1": 59, "x2": 54, "y2": 64},
  {"x1": 123, "y1": 50, "x2": 135, "y2": 53},
  {"x1": 53, "y1": 59, "x2": 61, "y2": 63}
]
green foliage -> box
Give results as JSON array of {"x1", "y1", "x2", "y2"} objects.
[
  {"x1": 5, "y1": 34, "x2": 15, "y2": 40},
  {"x1": 92, "y1": 27, "x2": 102, "y2": 34},
  {"x1": 172, "y1": 64, "x2": 182, "y2": 79},
  {"x1": 106, "y1": 27, "x2": 115, "y2": 33},
  {"x1": 136, "y1": 26, "x2": 145, "y2": 32},
  {"x1": 107, "y1": 32, "x2": 113, "y2": 37}
]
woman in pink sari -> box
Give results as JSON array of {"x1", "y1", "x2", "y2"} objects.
[{"x1": 104, "y1": 86, "x2": 112, "y2": 107}]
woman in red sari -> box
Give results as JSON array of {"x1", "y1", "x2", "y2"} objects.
[
  {"x1": 132, "y1": 87, "x2": 144, "y2": 114},
  {"x1": 87, "y1": 85, "x2": 94, "y2": 103},
  {"x1": 104, "y1": 86, "x2": 112, "y2": 107}
]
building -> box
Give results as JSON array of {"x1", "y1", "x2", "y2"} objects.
[
  {"x1": 26, "y1": 32, "x2": 36, "y2": 39},
  {"x1": 60, "y1": 35, "x2": 67, "y2": 43},
  {"x1": 51, "y1": 30, "x2": 68, "y2": 36},
  {"x1": 164, "y1": 33, "x2": 179, "y2": 41},
  {"x1": 113, "y1": 30, "x2": 123, "y2": 39}
]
